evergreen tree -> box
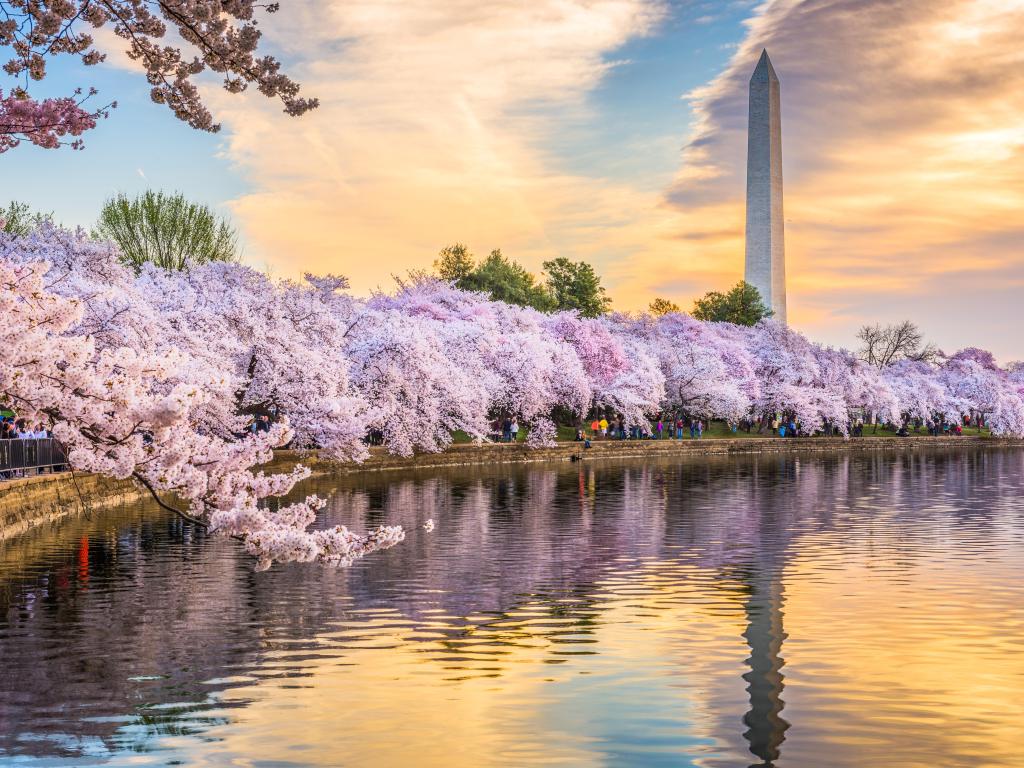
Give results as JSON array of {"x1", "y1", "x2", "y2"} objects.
[
  {"x1": 468, "y1": 250, "x2": 554, "y2": 311},
  {"x1": 432, "y1": 246, "x2": 611, "y2": 316},
  {"x1": 434, "y1": 245, "x2": 553, "y2": 311},
  {"x1": 434, "y1": 243, "x2": 475, "y2": 282}
]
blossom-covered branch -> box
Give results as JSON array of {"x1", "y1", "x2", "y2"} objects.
[
  {"x1": 0, "y1": 0, "x2": 316, "y2": 150},
  {"x1": 0, "y1": 87, "x2": 110, "y2": 151}
]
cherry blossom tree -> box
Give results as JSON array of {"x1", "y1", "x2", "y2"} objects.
[
  {"x1": 344, "y1": 304, "x2": 493, "y2": 455},
  {"x1": 596, "y1": 320, "x2": 665, "y2": 429},
  {"x1": 368, "y1": 279, "x2": 591, "y2": 449},
  {"x1": 0, "y1": 87, "x2": 109, "y2": 151},
  {"x1": 1008, "y1": 362, "x2": 1024, "y2": 394},
  {"x1": 0, "y1": 0, "x2": 316, "y2": 150},
  {"x1": 136, "y1": 263, "x2": 371, "y2": 459},
  {"x1": 639, "y1": 313, "x2": 752, "y2": 422},
  {"x1": 3, "y1": 223, "x2": 1023, "y2": 575},
  {"x1": 882, "y1": 359, "x2": 954, "y2": 424},
  {"x1": 1004, "y1": 363, "x2": 1024, "y2": 433},
  {"x1": 813, "y1": 345, "x2": 899, "y2": 432},
  {"x1": 938, "y1": 351, "x2": 1024, "y2": 436},
  {"x1": 0, "y1": 226, "x2": 401, "y2": 571},
  {"x1": 543, "y1": 309, "x2": 665, "y2": 429},
  {"x1": 741, "y1": 321, "x2": 840, "y2": 433}
]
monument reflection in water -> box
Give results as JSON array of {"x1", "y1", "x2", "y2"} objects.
[{"x1": 1, "y1": 447, "x2": 1023, "y2": 767}]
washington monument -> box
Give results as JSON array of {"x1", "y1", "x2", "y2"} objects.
[{"x1": 744, "y1": 49, "x2": 787, "y2": 323}]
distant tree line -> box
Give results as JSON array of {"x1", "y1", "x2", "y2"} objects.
[
  {"x1": 9, "y1": 195, "x2": 901, "y2": 346},
  {"x1": 649, "y1": 282, "x2": 774, "y2": 326},
  {"x1": 435, "y1": 244, "x2": 781, "y2": 327}
]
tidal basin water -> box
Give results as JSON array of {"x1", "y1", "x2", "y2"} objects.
[{"x1": 2, "y1": 448, "x2": 1023, "y2": 767}]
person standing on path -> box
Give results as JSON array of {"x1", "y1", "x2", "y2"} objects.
[{"x1": 510, "y1": 419, "x2": 520, "y2": 442}]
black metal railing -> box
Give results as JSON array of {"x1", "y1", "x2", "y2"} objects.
[{"x1": 0, "y1": 438, "x2": 68, "y2": 478}]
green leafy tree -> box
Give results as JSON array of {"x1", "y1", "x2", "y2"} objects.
[
  {"x1": 431, "y1": 247, "x2": 612, "y2": 316},
  {"x1": 433, "y1": 245, "x2": 553, "y2": 311},
  {"x1": 542, "y1": 257, "x2": 611, "y2": 317},
  {"x1": 434, "y1": 243, "x2": 476, "y2": 282},
  {"x1": 1, "y1": 201, "x2": 53, "y2": 236},
  {"x1": 692, "y1": 280, "x2": 772, "y2": 325},
  {"x1": 648, "y1": 297, "x2": 680, "y2": 316},
  {"x1": 96, "y1": 191, "x2": 239, "y2": 273},
  {"x1": 467, "y1": 250, "x2": 554, "y2": 311}
]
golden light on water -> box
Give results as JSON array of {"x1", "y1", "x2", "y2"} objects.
[
  {"x1": 782, "y1": 550, "x2": 1024, "y2": 766},
  {"x1": 150, "y1": 549, "x2": 1024, "y2": 766},
  {"x1": 177, "y1": 568, "x2": 755, "y2": 766}
]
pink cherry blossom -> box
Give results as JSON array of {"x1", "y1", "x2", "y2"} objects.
[
  {"x1": 3, "y1": 224, "x2": 1022, "y2": 572},
  {"x1": 0, "y1": 88, "x2": 109, "y2": 151},
  {"x1": 1, "y1": 1, "x2": 315, "y2": 149}
]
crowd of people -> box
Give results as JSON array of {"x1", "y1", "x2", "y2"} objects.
[
  {"x1": 0, "y1": 416, "x2": 51, "y2": 440},
  {"x1": 571, "y1": 411, "x2": 989, "y2": 444},
  {"x1": 0, "y1": 414, "x2": 62, "y2": 481},
  {"x1": 583, "y1": 415, "x2": 707, "y2": 440}
]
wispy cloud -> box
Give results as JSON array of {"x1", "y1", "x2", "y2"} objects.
[{"x1": 206, "y1": 0, "x2": 669, "y2": 291}]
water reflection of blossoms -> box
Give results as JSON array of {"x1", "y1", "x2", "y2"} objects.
[{"x1": 2, "y1": 448, "x2": 1022, "y2": 762}]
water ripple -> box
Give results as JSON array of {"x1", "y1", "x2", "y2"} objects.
[{"x1": 1, "y1": 447, "x2": 1022, "y2": 766}]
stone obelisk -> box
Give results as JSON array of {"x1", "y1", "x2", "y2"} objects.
[{"x1": 744, "y1": 49, "x2": 787, "y2": 323}]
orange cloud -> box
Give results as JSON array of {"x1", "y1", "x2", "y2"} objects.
[
  {"x1": 207, "y1": 0, "x2": 671, "y2": 285},
  {"x1": 667, "y1": 0, "x2": 1024, "y2": 357}
]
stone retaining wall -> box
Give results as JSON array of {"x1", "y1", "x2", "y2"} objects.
[
  {"x1": 3, "y1": 436, "x2": 1021, "y2": 541},
  {"x1": 0, "y1": 472, "x2": 144, "y2": 541},
  {"x1": 269, "y1": 435, "x2": 1022, "y2": 476}
]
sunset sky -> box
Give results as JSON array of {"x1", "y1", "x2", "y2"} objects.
[{"x1": 8, "y1": 0, "x2": 1024, "y2": 359}]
